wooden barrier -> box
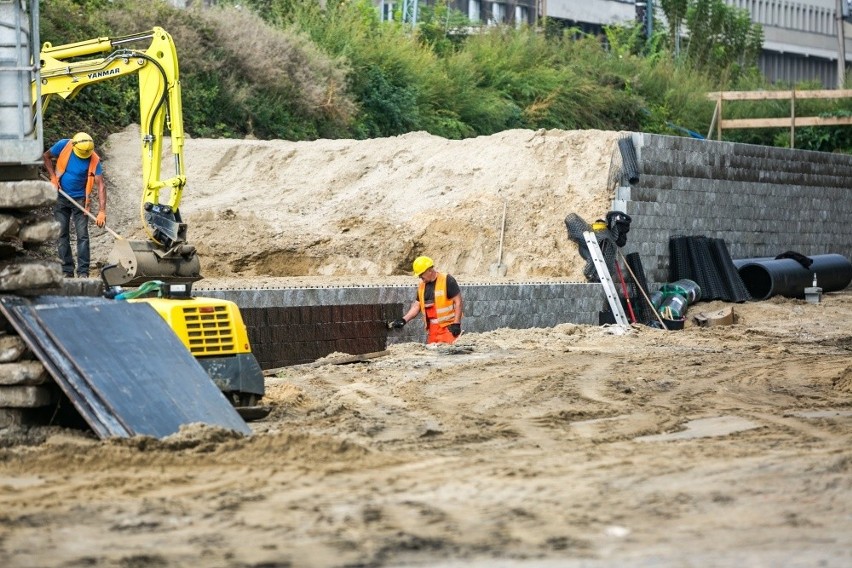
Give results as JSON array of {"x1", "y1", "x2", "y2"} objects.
[{"x1": 706, "y1": 89, "x2": 852, "y2": 147}]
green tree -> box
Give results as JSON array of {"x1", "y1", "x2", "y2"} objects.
[
  {"x1": 659, "y1": 0, "x2": 688, "y2": 56},
  {"x1": 672, "y1": 0, "x2": 763, "y2": 83}
]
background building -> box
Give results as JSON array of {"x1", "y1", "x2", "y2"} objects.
[
  {"x1": 376, "y1": 0, "x2": 852, "y2": 87},
  {"x1": 165, "y1": 1, "x2": 850, "y2": 87},
  {"x1": 544, "y1": 0, "x2": 852, "y2": 87},
  {"x1": 378, "y1": 1, "x2": 539, "y2": 25}
]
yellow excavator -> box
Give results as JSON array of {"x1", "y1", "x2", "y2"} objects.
[{"x1": 35, "y1": 27, "x2": 265, "y2": 409}]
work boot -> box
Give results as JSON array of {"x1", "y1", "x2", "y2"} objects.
[{"x1": 63, "y1": 272, "x2": 74, "y2": 278}]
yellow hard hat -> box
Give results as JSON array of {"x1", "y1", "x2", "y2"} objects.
[
  {"x1": 412, "y1": 256, "x2": 434, "y2": 276},
  {"x1": 71, "y1": 132, "x2": 94, "y2": 159}
]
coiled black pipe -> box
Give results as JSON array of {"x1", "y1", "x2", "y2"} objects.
[
  {"x1": 617, "y1": 137, "x2": 640, "y2": 184},
  {"x1": 736, "y1": 254, "x2": 852, "y2": 300}
]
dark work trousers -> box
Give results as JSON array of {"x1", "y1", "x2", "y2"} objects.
[{"x1": 54, "y1": 195, "x2": 90, "y2": 276}]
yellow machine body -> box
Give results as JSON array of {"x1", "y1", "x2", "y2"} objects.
[{"x1": 129, "y1": 296, "x2": 253, "y2": 357}]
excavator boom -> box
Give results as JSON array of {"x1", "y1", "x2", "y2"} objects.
[{"x1": 37, "y1": 27, "x2": 196, "y2": 286}]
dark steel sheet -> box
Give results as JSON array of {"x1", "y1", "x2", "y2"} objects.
[{"x1": 0, "y1": 296, "x2": 250, "y2": 438}]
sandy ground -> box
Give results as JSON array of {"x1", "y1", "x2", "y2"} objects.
[
  {"x1": 0, "y1": 292, "x2": 851, "y2": 567},
  {"x1": 4, "y1": 128, "x2": 850, "y2": 566}
]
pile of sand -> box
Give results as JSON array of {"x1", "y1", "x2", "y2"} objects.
[{"x1": 94, "y1": 126, "x2": 623, "y2": 282}]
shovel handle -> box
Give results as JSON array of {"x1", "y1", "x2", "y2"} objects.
[
  {"x1": 497, "y1": 199, "x2": 507, "y2": 264},
  {"x1": 57, "y1": 187, "x2": 122, "y2": 240},
  {"x1": 617, "y1": 250, "x2": 668, "y2": 331}
]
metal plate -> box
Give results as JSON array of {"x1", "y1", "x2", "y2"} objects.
[{"x1": 0, "y1": 296, "x2": 250, "y2": 438}]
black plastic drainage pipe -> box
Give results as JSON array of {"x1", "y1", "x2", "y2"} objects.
[{"x1": 736, "y1": 254, "x2": 852, "y2": 300}]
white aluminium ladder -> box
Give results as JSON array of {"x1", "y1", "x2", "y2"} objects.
[{"x1": 583, "y1": 231, "x2": 629, "y2": 326}]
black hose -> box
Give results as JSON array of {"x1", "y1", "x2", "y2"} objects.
[
  {"x1": 617, "y1": 137, "x2": 640, "y2": 185},
  {"x1": 737, "y1": 254, "x2": 852, "y2": 300}
]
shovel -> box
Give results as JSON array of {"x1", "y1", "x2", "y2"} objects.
[
  {"x1": 489, "y1": 198, "x2": 508, "y2": 277},
  {"x1": 57, "y1": 187, "x2": 122, "y2": 239}
]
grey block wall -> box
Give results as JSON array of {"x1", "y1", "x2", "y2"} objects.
[
  {"x1": 618, "y1": 133, "x2": 852, "y2": 284},
  {"x1": 198, "y1": 282, "x2": 603, "y2": 345}
]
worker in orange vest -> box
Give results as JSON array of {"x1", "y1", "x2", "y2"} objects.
[
  {"x1": 43, "y1": 132, "x2": 107, "y2": 278},
  {"x1": 389, "y1": 256, "x2": 463, "y2": 344}
]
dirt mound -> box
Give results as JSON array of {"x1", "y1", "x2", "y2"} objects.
[
  {"x1": 94, "y1": 126, "x2": 622, "y2": 281},
  {"x1": 2, "y1": 292, "x2": 851, "y2": 567}
]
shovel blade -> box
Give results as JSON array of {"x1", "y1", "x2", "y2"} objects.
[{"x1": 489, "y1": 263, "x2": 508, "y2": 277}]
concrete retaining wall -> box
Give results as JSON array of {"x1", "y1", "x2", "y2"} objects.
[
  {"x1": 199, "y1": 282, "x2": 603, "y2": 368},
  {"x1": 619, "y1": 133, "x2": 852, "y2": 284}
]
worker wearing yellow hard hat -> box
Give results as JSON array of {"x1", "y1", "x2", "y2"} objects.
[
  {"x1": 388, "y1": 256, "x2": 464, "y2": 344},
  {"x1": 43, "y1": 132, "x2": 108, "y2": 278}
]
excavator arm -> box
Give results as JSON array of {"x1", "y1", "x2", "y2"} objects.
[{"x1": 36, "y1": 27, "x2": 199, "y2": 286}]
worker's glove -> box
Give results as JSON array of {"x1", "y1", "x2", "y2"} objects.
[
  {"x1": 448, "y1": 323, "x2": 461, "y2": 337},
  {"x1": 50, "y1": 175, "x2": 59, "y2": 189},
  {"x1": 388, "y1": 318, "x2": 406, "y2": 330},
  {"x1": 96, "y1": 210, "x2": 106, "y2": 228}
]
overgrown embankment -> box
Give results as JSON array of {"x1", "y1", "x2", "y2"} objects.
[{"x1": 41, "y1": 0, "x2": 852, "y2": 153}]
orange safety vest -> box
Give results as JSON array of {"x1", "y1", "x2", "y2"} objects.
[
  {"x1": 417, "y1": 272, "x2": 456, "y2": 329},
  {"x1": 55, "y1": 140, "x2": 100, "y2": 207}
]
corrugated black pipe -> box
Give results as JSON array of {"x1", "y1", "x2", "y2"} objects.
[
  {"x1": 617, "y1": 137, "x2": 640, "y2": 185},
  {"x1": 737, "y1": 254, "x2": 852, "y2": 300}
]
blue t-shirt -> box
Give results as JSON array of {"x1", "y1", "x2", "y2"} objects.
[{"x1": 49, "y1": 139, "x2": 103, "y2": 199}]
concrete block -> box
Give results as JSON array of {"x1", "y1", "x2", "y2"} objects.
[
  {"x1": 0, "y1": 335, "x2": 26, "y2": 363},
  {"x1": 0, "y1": 361, "x2": 47, "y2": 385},
  {"x1": 0, "y1": 407, "x2": 37, "y2": 427},
  {"x1": 0, "y1": 385, "x2": 52, "y2": 408}
]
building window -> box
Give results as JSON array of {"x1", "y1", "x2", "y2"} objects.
[
  {"x1": 491, "y1": 2, "x2": 505, "y2": 25},
  {"x1": 380, "y1": 1, "x2": 396, "y2": 21},
  {"x1": 469, "y1": 0, "x2": 481, "y2": 22},
  {"x1": 515, "y1": 5, "x2": 528, "y2": 27}
]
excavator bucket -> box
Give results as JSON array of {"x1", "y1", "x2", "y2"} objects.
[{"x1": 104, "y1": 238, "x2": 201, "y2": 287}]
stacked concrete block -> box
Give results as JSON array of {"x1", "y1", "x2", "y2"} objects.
[
  {"x1": 0, "y1": 321, "x2": 54, "y2": 427},
  {"x1": 240, "y1": 304, "x2": 396, "y2": 368},
  {"x1": 199, "y1": 282, "x2": 604, "y2": 368},
  {"x1": 619, "y1": 133, "x2": 852, "y2": 283}
]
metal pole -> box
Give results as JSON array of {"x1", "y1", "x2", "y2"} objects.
[
  {"x1": 790, "y1": 89, "x2": 796, "y2": 148},
  {"x1": 646, "y1": 0, "x2": 653, "y2": 40},
  {"x1": 837, "y1": 0, "x2": 847, "y2": 88}
]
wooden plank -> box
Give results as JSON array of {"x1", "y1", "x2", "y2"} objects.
[
  {"x1": 707, "y1": 89, "x2": 852, "y2": 101},
  {"x1": 720, "y1": 116, "x2": 852, "y2": 129},
  {"x1": 792, "y1": 90, "x2": 852, "y2": 100},
  {"x1": 262, "y1": 349, "x2": 391, "y2": 376}
]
